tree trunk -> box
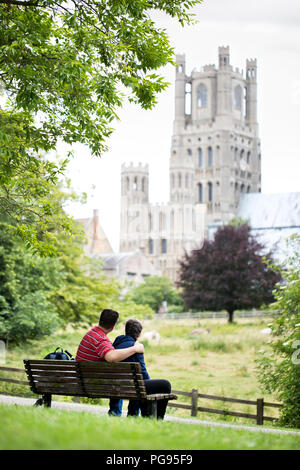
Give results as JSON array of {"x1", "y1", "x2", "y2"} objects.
[{"x1": 227, "y1": 310, "x2": 234, "y2": 323}]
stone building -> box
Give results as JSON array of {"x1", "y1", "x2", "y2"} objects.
[
  {"x1": 120, "y1": 46, "x2": 262, "y2": 281},
  {"x1": 77, "y1": 210, "x2": 159, "y2": 284}
]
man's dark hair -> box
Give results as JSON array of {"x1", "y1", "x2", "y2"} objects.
[
  {"x1": 125, "y1": 319, "x2": 143, "y2": 340},
  {"x1": 99, "y1": 309, "x2": 119, "y2": 329}
]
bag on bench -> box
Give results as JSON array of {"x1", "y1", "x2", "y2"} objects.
[{"x1": 43, "y1": 347, "x2": 74, "y2": 361}]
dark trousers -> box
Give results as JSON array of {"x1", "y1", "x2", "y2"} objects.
[{"x1": 140, "y1": 379, "x2": 171, "y2": 420}]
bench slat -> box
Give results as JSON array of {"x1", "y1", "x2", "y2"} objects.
[
  {"x1": 28, "y1": 366, "x2": 77, "y2": 373},
  {"x1": 146, "y1": 394, "x2": 178, "y2": 401},
  {"x1": 32, "y1": 376, "x2": 81, "y2": 384}
]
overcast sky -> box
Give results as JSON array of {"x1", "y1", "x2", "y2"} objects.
[{"x1": 65, "y1": 0, "x2": 300, "y2": 251}]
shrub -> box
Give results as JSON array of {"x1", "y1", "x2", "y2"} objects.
[{"x1": 256, "y1": 235, "x2": 300, "y2": 428}]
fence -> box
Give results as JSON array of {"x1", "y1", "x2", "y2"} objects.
[
  {"x1": 169, "y1": 389, "x2": 282, "y2": 426},
  {"x1": 0, "y1": 366, "x2": 282, "y2": 426},
  {"x1": 156, "y1": 310, "x2": 273, "y2": 320}
]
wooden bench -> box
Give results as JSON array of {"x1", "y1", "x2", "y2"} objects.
[{"x1": 23, "y1": 359, "x2": 177, "y2": 419}]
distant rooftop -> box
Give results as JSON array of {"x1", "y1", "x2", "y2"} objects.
[{"x1": 237, "y1": 192, "x2": 300, "y2": 229}]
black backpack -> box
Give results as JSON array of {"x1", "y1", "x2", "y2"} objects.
[{"x1": 44, "y1": 347, "x2": 74, "y2": 360}]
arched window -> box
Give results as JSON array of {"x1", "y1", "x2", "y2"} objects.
[
  {"x1": 126, "y1": 177, "x2": 130, "y2": 191},
  {"x1": 247, "y1": 151, "x2": 251, "y2": 164},
  {"x1": 198, "y1": 183, "x2": 203, "y2": 203},
  {"x1": 171, "y1": 173, "x2": 175, "y2": 189},
  {"x1": 148, "y1": 213, "x2": 152, "y2": 231},
  {"x1": 197, "y1": 84, "x2": 208, "y2": 108},
  {"x1": 159, "y1": 212, "x2": 166, "y2": 231},
  {"x1": 187, "y1": 148, "x2": 192, "y2": 156},
  {"x1": 208, "y1": 147, "x2": 213, "y2": 168},
  {"x1": 133, "y1": 177, "x2": 138, "y2": 191},
  {"x1": 161, "y1": 239, "x2": 167, "y2": 254},
  {"x1": 178, "y1": 173, "x2": 182, "y2": 188},
  {"x1": 208, "y1": 182, "x2": 213, "y2": 202},
  {"x1": 170, "y1": 210, "x2": 174, "y2": 233},
  {"x1": 141, "y1": 177, "x2": 145, "y2": 192},
  {"x1": 198, "y1": 148, "x2": 203, "y2": 167},
  {"x1": 234, "y1": 85, "x2": 242, "y2": 109},
  {"x1": 148, "y1": 239, "x2": 153, "y2": 254},
  {"x1": 185, "y1": 174, "x2": 189, "y2": 188}
]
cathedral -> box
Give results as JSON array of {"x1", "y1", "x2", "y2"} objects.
[{"x1": 119, "y1": 46, "x2": 262, "y2": 281}]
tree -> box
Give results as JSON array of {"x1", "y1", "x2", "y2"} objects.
[
  {"x1": 127, "y1": 275, "x2": 183, "y2": 312},
  {"x1": 0, "y1": 0, "x2": 202, "y2": 252},
  {"x1": 256, "y1": 235, "x2": 300, "y2": 428},
  {"x1": 177, "y1": 223, "x2": 281, "y2": 323}
]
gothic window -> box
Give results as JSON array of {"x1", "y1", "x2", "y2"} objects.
[
  {"x1": 148, "y1": 213, "x2": 152, "y2": 231},
  {"x1": 198, "y1": 183, "x2": 203, "y2": 203},
  {"x1": 185, "y1": 82, "x2": 192, "y2": 115},
  {"x1": 178, "y1": 173, "x2": 182, "y2": 188},
  {"x1": 187, "y1": 148, "x2": 192, "y2": 156},
  {"x1": 241, "y1": 184, "x2": 245, "y2": 193},
  {"x1": 185, "y1": 174, "x2": 189, "y2": 188},
  {"x1": 198, "y1": 148, "x2": 203, "y2": 167},
  {"x1": 170, "y1": 210, "x2": 174, "y2": 233},
  {"x1": 247, "y1": 185, "x2": 251, "y2": 193},
  {"x1": 126, "y1": 177, "x2": 130, "y2": 191},
  {"x1": 148, "y1": 239, "x2": 153, "y2": 254},
  {"x1": 208, "y1": 147, "x2": 213, "y2": 168},
  {"x1": 133, "y1": 177, "x2": 138, "y2": 191},
  {"x1": 234, "y1": 85, "x2": 242, "y2": 109},
  {"x1": 141, "y1": 177, "x2": 145, "y2": 192},
  {"x1": 161, "y1": 239, "x2": 167, "y2": 254},
  {"x1": 197, "y1": 84, "x2": 208, "y2": 108},
  {"x1": 247, "y1": 151, "x2": 251, "y2": 164},
  {"x1": 159, "y1": 212, "x2": 166, "y2": 231},
  {"x1": 208, "y1": 182, "x2": 213, "y2": 202}
]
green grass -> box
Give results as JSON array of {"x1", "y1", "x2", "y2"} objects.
[{"x1": 0, "y1": 404, "x2": 299, "y2": 450}]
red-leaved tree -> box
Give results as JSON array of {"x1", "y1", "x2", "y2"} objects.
[{"x1": 177, "y1": 223, "x2": 281, "y2": 322}]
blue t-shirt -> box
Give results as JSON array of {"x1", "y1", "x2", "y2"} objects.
[{"x1": 113, "y1": 335, "x2": 150, "y2": 380}]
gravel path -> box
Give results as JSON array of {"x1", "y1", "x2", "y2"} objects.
[{"x1": 1, "y1": 394, "x2": 300, "y2": 437}]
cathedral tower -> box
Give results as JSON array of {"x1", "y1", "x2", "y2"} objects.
[
  {"x1": 170, "y1": 46, "x2": 261, "y2": 233},
  {"x1": 120, "y1": 47, "x2": 262, "y2": 281}
]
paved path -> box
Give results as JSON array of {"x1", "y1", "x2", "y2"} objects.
[{"x1": 1, "y1": 394, "x2": 300, "y2": 437}]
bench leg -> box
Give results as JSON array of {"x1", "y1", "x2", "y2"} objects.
[
  {"x1": 42, "y1": 393, "x2": 52, "y2": 408},
  {"x1": 151, "y1": 400, "x2": 158, "y2": 419}
]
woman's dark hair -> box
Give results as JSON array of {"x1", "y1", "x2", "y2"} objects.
[
  {"x1": 125, "y1": 319, "x2": 143, "y2": 340},
  {"x1": 99, "y1": 309, "x2": 119, "y2": 329}
]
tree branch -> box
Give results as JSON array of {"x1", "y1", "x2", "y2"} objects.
[{"x1": 0, "y1": 0, "x2": 39, "y2": 6}]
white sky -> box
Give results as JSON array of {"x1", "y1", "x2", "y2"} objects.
[{"x1": 64, "y1": 0, "x2": 300, "y2": 252}]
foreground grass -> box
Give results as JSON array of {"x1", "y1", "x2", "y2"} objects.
[{"x1": 0, "y1": 404, "x2": 299, "y2": 450}]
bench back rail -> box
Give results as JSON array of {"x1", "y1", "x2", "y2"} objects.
[{"x1": 24, "y1": 359, "x2": 147, "y2": 400}]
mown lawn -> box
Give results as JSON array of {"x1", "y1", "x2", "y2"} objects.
[
  {"x1": 0, "y1": 404, "x2": 299, "y2": 450},
  {"x1": 0, "y1": 316, "x2": 286, "y2": 425}
]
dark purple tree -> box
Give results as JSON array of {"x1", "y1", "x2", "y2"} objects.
[{"x1": 177, "y1": 223, "x2": 281, "y2": 323}]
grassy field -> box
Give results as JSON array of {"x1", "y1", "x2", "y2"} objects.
[
  {"x1": 0, "y1": 404, "x2": 299, "y2": 450},
  {"x1": 0, "y1": 316, "x2": 284, "y2": 425}
]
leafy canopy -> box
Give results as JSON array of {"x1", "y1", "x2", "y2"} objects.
[{"x1": 127, "y1": 275, "x2": 183, "y2": 312}]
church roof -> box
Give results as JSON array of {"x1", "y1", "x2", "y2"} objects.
[
  {"x1": 237, "y1": 192, "x2": 300, "y2": 262},
  {"x1": 237, "y1": 192, "x2": 300, "y2": 229},
  {"x1": 95, "y1": 251, "x2": 137, "y2": 269}
]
